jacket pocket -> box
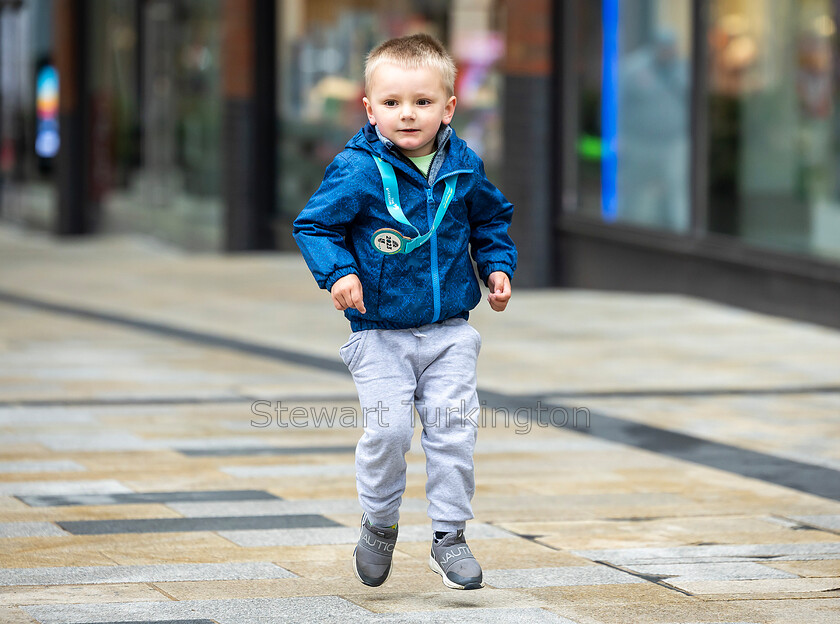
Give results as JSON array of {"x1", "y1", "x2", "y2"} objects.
[{"x1": 339, "y1": 331, "x2": 368, "y2": 372}]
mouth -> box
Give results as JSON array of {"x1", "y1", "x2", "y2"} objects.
[{"x1": 399, "y1": 129, "x2": 420, "y2": 134}]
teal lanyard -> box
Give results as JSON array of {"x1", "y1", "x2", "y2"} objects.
[{"x1": 371, "y1": 155, "x2": 458, "y2": 254}]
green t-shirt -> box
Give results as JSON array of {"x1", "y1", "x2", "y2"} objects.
[{"x1": 408, "y1": 151, "x2": 436, "y2": 178}]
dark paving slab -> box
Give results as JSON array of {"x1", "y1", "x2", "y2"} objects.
[
  {"x1": 483, "y1": 390, "x2": 840, "y2": 503},
  {"x1": 18, "y1": 489, "x2": 281, "y2": 507}
]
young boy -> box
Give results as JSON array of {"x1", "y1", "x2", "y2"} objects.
[{"x1": 293, "y1": 34, "x2": 516, "y2": 590}]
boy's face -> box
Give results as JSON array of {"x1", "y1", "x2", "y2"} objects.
[{"x1": 363, "y1": 62, "x2": 456, "y2": 158}]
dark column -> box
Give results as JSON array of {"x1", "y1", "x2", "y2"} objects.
[
  {"x1": 0, "y1": 5, "x2": 4, "y2": 215},
  {"x1": 689, "y1": 0, "x2": 709, "y2": 237},
  {"x1": 500, "y1": 0, "x2": 553, "y2": 287},
  {"x1": 54, "y1": 0, "x2": 91, "y2": 235},
  {"x1": 222, "y1": 0, "x2": 276, "y2": 251}
]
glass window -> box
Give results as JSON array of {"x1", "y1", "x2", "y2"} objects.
[
  {"x1": 277, "y1": 0, "x2": 505, "y2": 249},
  {"x1": 708, "y1": 0, "x2": 840, "y2": 260},
  {"x1": 0, "y1": 0, "x2": 56, "y2": 228},
  {"x1": 573, "y1": 0, "x2": 692, "y2": 232},
  {"x1": 91, "y1": 0, "x2": 223, "y2": 249}
]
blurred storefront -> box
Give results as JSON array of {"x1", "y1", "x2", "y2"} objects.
[
  {"x1": 0, "y1": 1, "x2": 839, "y2": 327},
  {"x1": 559, "y1": 0, "x2": 840, "y2": 328}
]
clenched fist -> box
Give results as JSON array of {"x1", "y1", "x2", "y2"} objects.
[
  {"x1": 487, "y1": 271, "x2": 511, "y2": 312},
  {"x1": 331, "y1": 274, "x2": 366, "y2": 314}
]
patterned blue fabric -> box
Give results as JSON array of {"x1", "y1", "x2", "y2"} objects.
[{"x1": 293, "y1": 123, "x2": 517, "y2": 332}]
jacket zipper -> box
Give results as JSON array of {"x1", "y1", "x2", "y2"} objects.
[
  {"x1": 428, "y1": 187, "x2": 440, "y2": 323},
  {"x1": 426, "y1": 169, "x2": 471, "y2": 324}
]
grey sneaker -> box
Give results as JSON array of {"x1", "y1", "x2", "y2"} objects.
[
  {"x1": 353, "y1": 514, "x2": 397, "y2": 587},
  {"x1": 429, "y1": 530, "x2": 484, "y2": 590}
]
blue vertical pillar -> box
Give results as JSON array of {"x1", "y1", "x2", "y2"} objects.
[{"x1": 601, "y1": 0, "x2": 619, "y2": 222}]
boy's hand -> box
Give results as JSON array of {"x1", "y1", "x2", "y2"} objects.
[
  {"x1": 331, "y1": 274, "x2": 366, "y2": 314},
  {"x1": 487, "y1": 271, "x2": 511, "y2": 312}
]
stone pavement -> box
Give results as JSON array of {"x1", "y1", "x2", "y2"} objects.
[{"x1": 0, "y1": 223, "x2": 838, "y2": 623}]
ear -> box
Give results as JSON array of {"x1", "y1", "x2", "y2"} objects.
[
  {"x1": 442, "y1": 95, "x2": 457, "y2": 125},
  {"x1": 362, "y1": 97, "x2": 377, "y2": 125}
]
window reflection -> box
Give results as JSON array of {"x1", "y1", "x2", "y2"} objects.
[
  {"x1": 617, "y1": 26, "x2": 690, "y2": 231},
  {"x1": 708, "y1": 0, "x2": 840, "y2": 260},
  {"x1": 573, "y1": 0, "x2": 692, "y2": 233}
]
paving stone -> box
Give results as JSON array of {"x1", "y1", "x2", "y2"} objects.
[
  {"x1": 167, "y1": 497, "x2": 427, "y2": 517},
  {"x1": 360, "y1": 608, "x2": 580, "y2": 623},
  {"x1": 0, "y1": 562, "x2": 296, "y2": 586},
  {"x1": 0, "y1": 432, "x2": 152, "y2": 452},
  {"x1": 220, "y1": 463, "x2": 426, "y2": 479},
  {"x1": 627, "y1": 561, "x2": 797, "y2": 582},
  {"x1": 220, "y1": 521, "x2": 515, "y2": 547},
  {"x1": 0, "y1": 460, "x2": 86, "y2": 473},
  {"x1": 793, "y1": 515, "x2": 840, "y2": 531},
  {"x1": 25, "y1": 601, "x2": 577, "y2": 624},
  {"x1": 221, "y1": 463, "x2": 355, "y2": 478},
  {"x1": 221, "y1": 462, "x2": 427, "y2": 479},
  {"x1": 0, "y1": 522, "x2": 68, "y2": 538},
  {"x1": 573, "y1": 542, "x2": 840, "y2": 565},
  {"x1": 670, "y1": 577, "x2": 840, "y2": 596},
  {"x1": 0, "y1": 408, "x2": 96, "y2": 425},
  {"x1": 0, "y1": 480, "x2": 132, "y2": 496},
  {"x1": 766, "y1": 559, "x2": 840, "y2": 578},
  {"x1": 57, "y1": 514, "x2": 342, "y2": 535},
  {"x1": 23, "y1": 596, "x2": 371, "y2": 624},
  {"x1": 473, "y1": 437, "x2": 616, "y2": 454},
  {"x1": 19, "y1": 489, "x2": 280, "y2": 508},
  {"x1": 162, "y1": 437, "x2": 342, "y2": 450},
  {"x1": 0, "y1": 583, "x2": 167, "y2": 607},
  {"x1": 484, "y1": 565, "x2": 644, "y2": 588},
  {"x1": 721, "y1": 598, "x2": 840, "y2": 624},
  {"x1": 176, "y1": 445, "x2": 357, "y2": 457},
  {"x1": 0, "y1": 605, "x2": 38, "y2": 624},
  {"x1": 89, "y1": 621, "x2": 216, "y2": 624}
]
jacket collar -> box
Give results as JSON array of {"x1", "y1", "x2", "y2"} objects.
[
  {"x1": 373, "y1": 123, "x2": 452, "y2": 154},
  {"x1": 359, "y1": 123, "x2": 457, "y2": 186}
]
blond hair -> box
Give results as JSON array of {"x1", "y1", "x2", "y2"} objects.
[{"x1": 365, "y1": 33, "x2": 457, "y2": 96}]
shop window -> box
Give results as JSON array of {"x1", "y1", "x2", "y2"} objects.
[
  {"x1": 0, "y1": 0, "x2": 57, "y2": 228},
  {"x1": 89, "y1": 0, "x2": 223, "y2": 249},
  {"x1": 573, "y1": 0, "x2": 692, "y2": 233},
  {"x1": 708, "y1": 0, "x2": 840, "y2": 260}
]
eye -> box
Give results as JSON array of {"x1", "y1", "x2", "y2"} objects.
[
  {"x1": 417, "y1": 99, "x2": 431, "y2": 106},
  {"x1": 384, "y1": 100, "x2": 398, "y2": 107}
]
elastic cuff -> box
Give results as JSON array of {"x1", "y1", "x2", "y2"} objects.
[
  {"x1": 431, "y1": 520, "x2": 467, "y2": 533},
  {"x1": 479, "y1": 263, "x2": 514, "y2": 285},
  {"x1": 324, "y1": 266, "x2": 358, "y2": 292}
]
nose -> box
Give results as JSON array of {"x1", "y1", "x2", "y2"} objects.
[{"x1": 400, "y1": 104, "x2": 415, "y2": 120}]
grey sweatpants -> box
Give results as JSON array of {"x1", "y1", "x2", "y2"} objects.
[{"x1": 340, "y1": 317, "x2": 481, "y2": 533}]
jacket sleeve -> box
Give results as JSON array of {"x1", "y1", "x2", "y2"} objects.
[
  {"x1": 466, "y1": 158, "x2": 518, "y2": 284},
  {"x1": 293, "y1": 154, "x2": 362, "y2": 291}
]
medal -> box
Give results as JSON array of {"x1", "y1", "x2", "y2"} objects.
[{"x1": 371, "y1": 228, "x2": 411, "y2": 255}]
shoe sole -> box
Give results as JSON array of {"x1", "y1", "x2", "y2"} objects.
[
  {"x1": 428, "y1": 554, "x2": 484, "y2": 590},
  {"x1": 353, "y1": 546, "x2": 392, "y2": 587}
]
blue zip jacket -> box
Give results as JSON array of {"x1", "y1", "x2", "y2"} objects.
[{"x1": 293, "y1": 122, "x2": 517, "y2": 332}]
